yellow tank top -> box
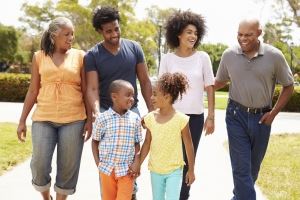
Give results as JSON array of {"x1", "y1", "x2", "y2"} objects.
[
  {"x1": 144, "y1": 111, "x2": 189, "y2": 174},
  {"x1": 32, "y1": 49, "x2": 86, "y2": 123}
]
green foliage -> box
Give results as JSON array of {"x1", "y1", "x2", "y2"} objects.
[
  {"x1": 0, "y1": 123, "x2": 32, "y2": 175},
  {"x1": 0, "y1": 24, "x2": 18, "y2": 64},
  {"x1": 0, "y1": 73, "x2": 30, "y2": 102},
  {"x1": 198, "y1": 43, "x2": 228, "y2": 75},
  {"x1": 272, "y1": 86, "x2": 300, "y2": 112}
]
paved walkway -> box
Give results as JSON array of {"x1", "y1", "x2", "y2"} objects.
[{"x1": 1, "y1": 101, "x2": 300, "y2": 200}]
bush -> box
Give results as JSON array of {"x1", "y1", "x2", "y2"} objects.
[
  {"x1": 0, "y1": 73, "x2": 30, "y2": 102},
  {"x1": 272, "y1": 86, "x2": 300, "y2": 112}
]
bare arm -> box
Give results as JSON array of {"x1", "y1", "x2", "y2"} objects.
[
  {"x1": 214, "y1": 80, "x2": 228, "y2": 91},
  {"x1": 204, "y1": 85, "x2": 215, "y2": 135},
  {"x1": 81, "y1": 67, "x2": 92, "y2": 141},
  {"x1": 91, "y1": 139, "x2": 100, "y2": 166},
  {"x1": 260, "y1": 84, "x2": 294, "y2": 125},
  {"x1": 17, "y1": 55, "x2": 40, "y2": 142},
  {"x1": 129, "y1": 143, "x2": 141, "y2": 177},
  {"x1": 86, "y1": 71, "x2": 100, "y2": 116},
  {"x1": 140, "y1": 129, "x2": 152, "y2": 165},
  {"x1": 182, "y1": 124, "x2": 195, "y2": 186},
  {"x1": 136, "y1": 63, "x2": 154, "y2": 111}
]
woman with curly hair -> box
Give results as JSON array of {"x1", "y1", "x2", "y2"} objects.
[{"x1": 159, "y1": 10, "x2": 215, "y2": 199}]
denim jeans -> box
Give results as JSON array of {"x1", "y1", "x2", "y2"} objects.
[
  {"x1": 151, "y1": 168, "x2": 183, "y2": 200},
  {"x1": 226, "y1": 101, "x2": 271, "y2": 200},
  {"x1": 31, "y1": 120, "x2": 85, "y2": 195},
  {"x1": 180, "y1": 113, "x2": 204, "y2": 200}
]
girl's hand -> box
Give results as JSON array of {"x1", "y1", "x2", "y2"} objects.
[
  {"x1": 204, "y1": 116, "x2": 214, "y2": 135},
  {"x1": 185, "y1": 169, "x2": 195, "y2": 186},
  {"x1": 128, "y1": 161, "x2": 140, "y2": 178},
  {"x1": 83, "y1": 119, "x2": 92, "y2": 142},
  {"x1": 17, "y1": 122, "x2": 27, "y2": 142}
]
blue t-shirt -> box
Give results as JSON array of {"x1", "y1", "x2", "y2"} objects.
[{"x1": 84, "y1": 38, "x2": 145, "y2": 109}]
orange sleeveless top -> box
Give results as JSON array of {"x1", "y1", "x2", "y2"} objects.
[{"x1": 32, "y1": 49, "x2": 87, "y2": 123}]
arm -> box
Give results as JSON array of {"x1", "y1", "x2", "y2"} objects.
[
  {"x1": 214, "y1": 80, "x2": 228, "y2": 91},
  {"x1": 81, "y1": 66, "x2": 92, "y2": 141},
  {"x1": 182, "y1": 124, "x2": 195, "y2": 186},
  {"x1": 129, "y1": 143, "x2": 141, "y2": 177},
  {"x1": 260, "y1": 84, "x2": 294, "y2": 125},
  {"x1": 140, "y1": 129, "x2": 152, "y2": 165},
  {"x1": 91, "y1": 139, "x2": 100, "y2": 166},
  {"x1": 86, "y1": 71, "x2": 100, "y2": 116},
  {"x1": 17, "y1": 54, "x2": 40, "y2": 142},
  {"x1": 204, "y1": 85, "x2": 215, "y2": 135},
  {"x1": 136, "y1": 63, "x2": 154, "y2": 111}
]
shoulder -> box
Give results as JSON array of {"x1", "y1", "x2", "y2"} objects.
[
  {"x1": 85, "y1": 43, "x2": 101, "y2": 57},
  {"x1": 122, "y1": 38, "x2": 140, "y2": 46},
  {"x1": 175, "y1": 111, "x2": 189, "y2": 120},
  {"x1": 262, "y1": 43, "x2": 284, "y2": 57},
  {"x1": 71, "y1": 48, "x2": 85, "y2": 58},
  {"x1": 196, "y1": 51, "x2": 211, "y2": 60},
  {"x1": 127, "y1": 110, "x2": 140, "y2": 120}
]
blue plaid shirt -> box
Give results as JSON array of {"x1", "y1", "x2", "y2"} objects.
[{"x1": 92, "y1": 108, "x2": 142, "y2": 177}]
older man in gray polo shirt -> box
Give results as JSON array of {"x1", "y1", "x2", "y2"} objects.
[{"x1": 215, "y1": 18, "x2": 294, "y2": 200}]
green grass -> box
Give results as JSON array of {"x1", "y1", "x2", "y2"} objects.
[
  {"x1": 204, "y1": 91, "x2": 228, "y2": 109},
  {"x1": 257, "y1": 134, "x2": 300, "y2": 200},
  {"x1": 0, "y1": 123, "x2": 32, "y2": 175}
]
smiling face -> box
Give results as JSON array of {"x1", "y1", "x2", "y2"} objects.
[
  {"x1": 151, "y1": 84, "x2": 171, "y2": 109},
  {"x1": 237, "y1": 19, "x2": 262, "y2": 54},
  {"x1": 53, "y1": 24, "x2": 74, "y2": 51},
  {"x1": 111, "y1": 83, "x2": 135, "y2": 113},
  {"x1": 99, "y1": 20, "x2": 121, "y2": 47},
  {"x1": 178, "y1": 24, "x2": 198, "y2": 49}
]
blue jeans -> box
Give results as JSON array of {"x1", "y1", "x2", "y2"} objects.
[
  {"x1": 31, "y1": 120, "x2": 85, "y2": 195},
  {"x1": 151, "y1": 168, "x2": 183, "y2": 200},
  {"x1": 180, "y1": 113, "x2": 204, "y2": 200},
  {"x1": 226, "y1": 101, "x2": 271, "y2": 200}
]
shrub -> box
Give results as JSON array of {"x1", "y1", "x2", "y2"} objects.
[
  {"x1": 272, "y1": 86, "x2": 300, "y2": 112},
  {"x1": 0, "y1": 73, "x2": 30, "y2": 102}
]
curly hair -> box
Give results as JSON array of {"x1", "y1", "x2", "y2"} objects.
[
  {"x1": 92, "y1": 6, "x2": 120, "y2": 31},
  {"x1": 165, "y1": 10, "x2": 206, "y2": 49},
  {"x1": 158, "y1": 72, "x2": 189, "y2": 104}
]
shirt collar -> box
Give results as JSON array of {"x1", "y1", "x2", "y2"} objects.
[{"x1": 108, "y1": 107, "x2": 131, "y2": 117}]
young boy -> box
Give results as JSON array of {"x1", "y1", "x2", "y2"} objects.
[{"x1": 91, "y1": 80, "x2": 142, "y2": 200}]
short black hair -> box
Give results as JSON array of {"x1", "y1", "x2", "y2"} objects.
[
  {"x1": 108, "y1": 79, "x2": 133, "y2": 95},
  {"x1": 92, "y1": 6, "x2": 120, "y2": 31},
  {"x1": 165, "y1": 10, "x2": 206, "y2": 49}
]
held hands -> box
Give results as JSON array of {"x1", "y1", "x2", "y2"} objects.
[
  {"x1": 204, "y1": 116, "x2": 215, "y2": 135},
  {"x1": 185, "y1": 169, "x2": 195, "y2": 186},
  {"x1": 17, "y1": 122, "x2": 27, "y2": 142},
  {"x1": 128, "y1": 160, "x2": 141, "y2": 178}
]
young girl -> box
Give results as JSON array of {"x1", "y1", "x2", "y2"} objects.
[{"x1": 139, "y1": 72, "x2": 195, "y2": 200}]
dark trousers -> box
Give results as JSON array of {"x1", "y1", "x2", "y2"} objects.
[
  {"x1": 226, "y1": 101, "x2": 271, "y2": 200},
  {"x1": 180, "y1": 113, "x2": 204, "y2": 200}
]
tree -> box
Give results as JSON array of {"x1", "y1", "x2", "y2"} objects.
[
  {"x1": 198, "y1": 43, "x2": 228, "y2": 75},
  {"x1": 0, "y1": 24, "x2": 18, "y2": 65}
]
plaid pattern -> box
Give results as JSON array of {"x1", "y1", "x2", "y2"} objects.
[{"x1": 92, "y1": 108, "x2": 142, "y2": 177}]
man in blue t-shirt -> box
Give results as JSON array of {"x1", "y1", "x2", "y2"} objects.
[
  {"x1": 84, "y1": 6, "x2": 153, "y2": 200},
  {"x1": 84, "y1": 6, "x2": 153, "y2": 114}
]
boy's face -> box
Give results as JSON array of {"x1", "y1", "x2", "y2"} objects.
[{"x1": 112, "y1": 84, "x2": 135, "y2": 112}]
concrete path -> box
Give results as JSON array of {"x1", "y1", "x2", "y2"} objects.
[{"x1": 1, "y1": 101, "x2": 300, "y2": 200}]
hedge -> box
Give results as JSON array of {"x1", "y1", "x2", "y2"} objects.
[
  {"x1": 0, "y1": 73, "x2": 30, "y2": 102},
  {"x1": 0, "y1": 73, "x2": 299, "y2": 112}
]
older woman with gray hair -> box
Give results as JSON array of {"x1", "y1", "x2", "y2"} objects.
[{"x1": 17, "y1": 17, "x2": 92, "y2": 200}]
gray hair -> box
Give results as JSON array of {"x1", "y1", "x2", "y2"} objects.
[{"x1": 40, "y1": 17, "x2": 73, "y2": 56}]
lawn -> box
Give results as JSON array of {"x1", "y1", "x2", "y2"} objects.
[
  {"x1": 0, "y1": 123, "x2": 32, "y2": 175},
  {"x1": 257, "y1": 134, "x2": 300, "y2": 200},
  {"x1": 204, "y1": 91, "x2": 228, "y2": 109}
]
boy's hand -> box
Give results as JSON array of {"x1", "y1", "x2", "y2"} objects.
[
  {"x1": 185, "y1": 169, "x2": 195, "y2": 186},
  {"x1": 128, "y1": 161, "x2": 140, "y2": 178}
]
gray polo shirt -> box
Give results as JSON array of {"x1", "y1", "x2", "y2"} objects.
[{"x1": 216, "y1": 42, "x2": 293, "y2": 108}]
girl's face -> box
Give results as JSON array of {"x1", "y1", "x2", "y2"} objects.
[
  {"x1": 178, "y1": 24, "x2": 198, "y2": 49},
  {"x1": 53, "y1": 24, "x2": 74, "y2": 51},
  {"x1": 151, "y1": 84, "x2": 171, "y2": 109}
]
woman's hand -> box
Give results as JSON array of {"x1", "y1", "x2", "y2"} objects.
[{"x1": 83, "y1": 119, "x2": 92, "y2": 142}]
